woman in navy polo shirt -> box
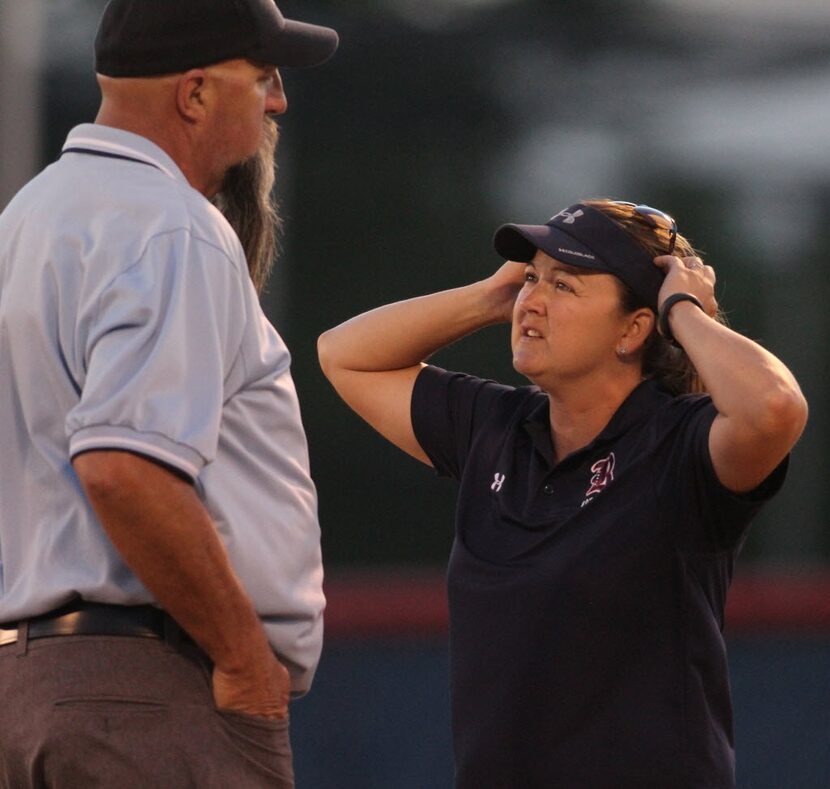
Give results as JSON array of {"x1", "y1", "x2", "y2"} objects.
[{"x1": 318, "y1": 199, "x2": 807, "y2": 789}]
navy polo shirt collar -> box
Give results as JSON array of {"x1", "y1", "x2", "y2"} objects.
[{"x1": 523, "y1": 379, "x2": 670, "y2": 468}]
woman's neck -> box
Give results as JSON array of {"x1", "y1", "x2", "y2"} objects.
[{"x1": 545, "y1": 373, "x2": 643, "y2": 462}]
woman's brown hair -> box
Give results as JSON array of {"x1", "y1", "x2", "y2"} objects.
[{"x1": 583, "y1": 198, "x2": 722, "y2": 396}]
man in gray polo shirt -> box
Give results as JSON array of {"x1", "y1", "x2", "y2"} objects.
[{"x1": 0, "y1": 1, "x2": 337, "y2": 785}]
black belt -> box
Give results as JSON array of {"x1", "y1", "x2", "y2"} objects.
[{"x1": 0, "y1": 602, "x2": 171, "y2": 646}]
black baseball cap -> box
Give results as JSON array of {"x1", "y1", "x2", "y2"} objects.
[
  {"x1": 493, "y1": 203, "x2": 664, "y2": 310},
  {"x1": 95, "y1": 0, "x2": 339, "y2": 78}
]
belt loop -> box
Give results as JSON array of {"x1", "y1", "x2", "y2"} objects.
[
  {"x1": 15, "y1": 622, "x2": 29, "y2": 657},
  {"x1": 163, "y1": 614, "x2": 182, "y2": 653}
]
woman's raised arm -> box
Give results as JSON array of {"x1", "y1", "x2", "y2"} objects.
[
  {"x1": 317, "y1": 261, "x2": 525, "y2": 463},
  {"x1": 655, "y1": 254, "x2": 808, "y2": 493}
]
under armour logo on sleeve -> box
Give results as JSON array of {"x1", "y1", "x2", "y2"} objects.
[{"x1": 491, "y1": 473, "x2": 506, "y2": 492}]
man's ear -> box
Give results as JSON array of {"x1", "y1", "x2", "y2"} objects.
[
  {"x1": 621, "y1": 307, "x2": 656, "y2": 354},
  {"x1": 176, "y1": 69, "x2": 208, "y2": 123}
]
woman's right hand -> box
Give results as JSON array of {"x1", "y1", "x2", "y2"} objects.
[
  {"x1": 484, "y1": 260, "x2": 527, "y2": 324},
  {"x1": 318, "y1": 262, "x2": 530, "y2": 467}
]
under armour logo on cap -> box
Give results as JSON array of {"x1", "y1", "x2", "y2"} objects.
[
  {"x1": 493, "y1": 202, "x2": 665, "y2": 311},
  {"x1": 552, "y1": 208, "x2": 584, "y2": 225}
]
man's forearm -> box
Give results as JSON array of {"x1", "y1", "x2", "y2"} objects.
[{"x1": 72, "y1": 450, "x2": 272, "y2": 673}]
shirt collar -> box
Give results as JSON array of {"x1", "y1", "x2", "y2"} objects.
[
  {"x1": 590, "y1": 379, "x2": 672, "y2": 444},
  {"x1": 523, "y1": 379, "x2": 673, "y2": 466},
  {"x1": 62, "y1": 124, "x2": 188, "y2": 185}
]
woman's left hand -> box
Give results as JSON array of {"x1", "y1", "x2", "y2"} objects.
[
  {"x1": 653, "y1": 252, "x2": 807, "y2": 494},
  {"x1": 653, "y1": 255, "x2": 718, "y2": 317}
]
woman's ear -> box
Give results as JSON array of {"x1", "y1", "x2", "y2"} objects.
[
  {"x1": 175, "y1": 69, "x2": 208, "y2": 123},
  {"x1": 620, "y1": 308, "x2": 655, "y2": 355}
]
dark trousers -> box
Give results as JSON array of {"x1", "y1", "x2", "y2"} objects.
[{"x1": 0, "y1": 628, "x2": 294, "y2": 788}]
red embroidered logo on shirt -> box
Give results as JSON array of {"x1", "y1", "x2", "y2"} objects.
[{"x1": 584, "y1": 452, "x2": 616, "y2": 498}]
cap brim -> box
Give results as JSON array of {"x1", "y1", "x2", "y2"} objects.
[
  {"x1": 493, "y1": 223, "x2": 609, "y2": 273},
  {"x1": 263, "y1": 19, "x2": 339, "y2": 67}
]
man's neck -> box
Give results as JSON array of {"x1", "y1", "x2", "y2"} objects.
[{"x1": 93, "y1": 111, "x2": 213, "y2": 197}]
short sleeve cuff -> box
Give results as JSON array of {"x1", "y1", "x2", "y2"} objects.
[
  {"x1": 411, "y1": 365, "x2": 453, "y2": 477},
  {"x1": 705, "y1": 448, "x2": 790, "y2": 505},
  {"x1": 694, "y1": 402, "x2": 790, "y2": 505},
  {"x1": 69, "y1": 424, "x2": 205, "y2": 482}
]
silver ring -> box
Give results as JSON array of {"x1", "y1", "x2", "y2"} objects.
[{"x1": 684, "y1": 260, "x2": 702, "y2": 270}]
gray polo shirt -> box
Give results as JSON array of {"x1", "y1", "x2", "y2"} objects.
[{"x1": 0, "y1": 124, "x2": 323, "y2": 693}]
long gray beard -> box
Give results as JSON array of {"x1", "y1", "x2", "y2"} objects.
[{"x1": 212, "y1": 118, "x2": 281, "y2": 295}]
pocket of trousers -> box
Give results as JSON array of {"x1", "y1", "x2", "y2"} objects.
[
  {"x1": 214, "y1": 708, "x2": 293, "y2": 779},
  {"x1": 53, "y1": 696, "x2": 168, "y2": 713}
]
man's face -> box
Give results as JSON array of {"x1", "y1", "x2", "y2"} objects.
[{"x1": 205, "y1": 59, "x2": 287, "y2": 173}]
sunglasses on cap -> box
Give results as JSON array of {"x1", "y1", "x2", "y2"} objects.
[{"x1": 613, "y1": 202, "x2": 678, "y2": 257}]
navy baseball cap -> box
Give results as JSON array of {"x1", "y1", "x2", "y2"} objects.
[
  {"x1": 95, "y1": 0, "x2": 339, "y2": 77},
  {"x1": 494, "y1": 203, "x2": 665, "y2": 310}
]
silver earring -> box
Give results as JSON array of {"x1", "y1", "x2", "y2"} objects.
[{"x1": 617, "y1": 346, "x2": 627, "y2": 356}]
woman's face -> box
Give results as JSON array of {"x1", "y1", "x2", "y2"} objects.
[{"x1": 511, "y1": 249, "x2": 629, "y2": 389}]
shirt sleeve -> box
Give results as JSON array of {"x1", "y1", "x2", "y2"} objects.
[
  {"x1": 66, "y1": 230, "x2": 247, "y2": 482},
  {"x1": 411, "y1": 365, "x2": 515, "y2": 480},
  {"x1": 656, "y1": 395, "x2": 789, "y2": 552}
]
